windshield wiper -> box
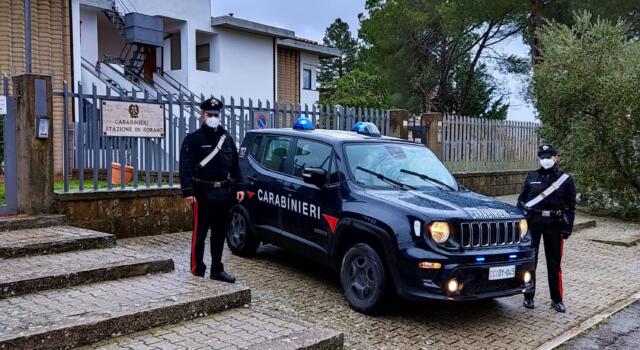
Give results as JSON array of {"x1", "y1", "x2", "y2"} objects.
[
  {"x1": 356, "y1": 166, "x2": 416, "y2": 191},
  {"x1": 400, "y1": 169, "x2": 458, "y2": 191}
]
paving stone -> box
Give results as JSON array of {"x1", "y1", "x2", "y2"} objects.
[
  {"x1": 0, "y1": 247, "x2": 175, "y2": 297},
  {"x1": 82, "y1": 307, "x2": 342, "y2": 350},
  {"x1": 0, "y1": 274, "x2": 250, "y2": 349},
  {"x1": 111, "y1": 224, "x2": 640, "y2": 349},
  {"x1": 0, "y1": 214, "x2": 66, "y2": 232},
  {"x1": 0, "y1": 226, "x2": 115, "y2": 258}
]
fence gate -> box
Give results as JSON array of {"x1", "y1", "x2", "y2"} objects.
[
  {"x1": 1, "y1": 75, "x2": 17, "y2": 214},
  {"x1": 407, "y1": 115, "x2": 428, "y2": 144}
]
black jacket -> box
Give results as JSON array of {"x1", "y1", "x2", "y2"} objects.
[
  {"x1": 179, "y1": 125, "x2": 243, "y2": 198},
  {"x1": 517, "y1": 166, "x2": 577, "y2": 232}
]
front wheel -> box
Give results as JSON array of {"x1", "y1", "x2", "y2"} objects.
[
  {"x1": 340, "y1": 243, "x2": 387, "y2": 314},
  {"x1": 226, "y1": 208, "x2": 260, "y2": 257}
]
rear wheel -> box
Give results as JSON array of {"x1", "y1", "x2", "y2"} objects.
[
  {"x1": 226, "y1": 208, "x2": 260, "y2": 257},
  {"x1": 340, "y1": 243, "x2": 387, "y2": 314}
]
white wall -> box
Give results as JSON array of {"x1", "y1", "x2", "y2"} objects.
[
  {"x1": 79, "y1": 7, "x2": 99, "y2": 65},
  {"x1": 300, "y1": 52, "x2": 320, "y2": 107},
  {"x1": 190, "y1": 27, "x2": 275, "y2": 103}
]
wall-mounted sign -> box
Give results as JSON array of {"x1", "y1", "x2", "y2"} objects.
[
  {"x1": 254, "y1": 112, "x2": 270, "y2": 129},
  {"x1": 102, "y1": 100, "x2": 165, "y2": 138},
  {"x1": 0, "y1": 96, "x2": 6, "y2": 115}
]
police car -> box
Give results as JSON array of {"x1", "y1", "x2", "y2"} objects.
[{"x1": 227, "y1": 118, "x2": 536, "y2": 313}]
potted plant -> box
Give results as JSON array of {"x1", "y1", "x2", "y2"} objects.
[{"x1": 111, "y1": 149, "x2": 134, "y2": 185}]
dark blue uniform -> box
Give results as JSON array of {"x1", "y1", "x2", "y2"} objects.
[
  {"x1": 518, "y1": 165, "x2": 576, "y2": 305},
  {"x1": 180, "y1": 118, "x2": 242, "y2": 278}
]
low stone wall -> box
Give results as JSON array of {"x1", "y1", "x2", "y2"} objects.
[
  {"x1": 54, "y1": 188, "x2": 192, "y2": 238},
  {"x1": 453, "y1": 170, "x2": 532, "y2": 197}
]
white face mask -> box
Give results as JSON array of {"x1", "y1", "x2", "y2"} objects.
[
  {"x1": 540, "y1": 158, "x2": 555, "y2": 169},
  {"x1": 205, "y1": 116, "x2": 220, "y2": 129}
]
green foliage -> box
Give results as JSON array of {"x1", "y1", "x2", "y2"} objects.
[
  {"x1": 318, "y1": 19, "x2": 359, "y2": 99},
  {"x1": 533, "y1": 12, "x2": 640, "y2": 217},
  {"x1": 358, "y1": 0, "x2": 522, "y2": 116},
  {"x1": 322, "y1": 69, "x2": 389, "y2": 108}
]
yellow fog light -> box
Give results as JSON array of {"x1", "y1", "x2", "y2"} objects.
[
  {"x1": 447, "y1": 278, "x2": 459, "y2": 293},
  {"x1": 430, "y1": 222, "x2": 450, "y2": 244},
  {"x1": 519, "y1": 219, "x2": 528, "y2": 238},
  {"x1": 523, "y1": 271, "x2": 532, "y2": 284},
  {"x1": 419, "y1": 262, "x2": 442, "y2": 269}
]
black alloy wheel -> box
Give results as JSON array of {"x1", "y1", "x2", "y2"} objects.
[{"x1": 340, "y1": 243, "x2": 387, "y2": 314}]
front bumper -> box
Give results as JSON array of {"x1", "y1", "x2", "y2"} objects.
[{"x1": 392, "y1": 246, "x2": 536, "y2": 301}]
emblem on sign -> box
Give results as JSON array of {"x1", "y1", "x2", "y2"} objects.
[{"x1": 129, "y1": 104, "x2": 140, "y2": 119}]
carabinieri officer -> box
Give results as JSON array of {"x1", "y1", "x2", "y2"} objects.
[
  {"x1": 180, "y1": 97, "x2": 244, "y2": 283},
  {"x1": 518, "y1": 144, "x2": 576, "y2": 312}
]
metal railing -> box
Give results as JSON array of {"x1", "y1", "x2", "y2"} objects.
[{"x1": 55, "y1": 81, "x2": 390, "y2": 193}]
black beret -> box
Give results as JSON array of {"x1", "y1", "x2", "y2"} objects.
[
  {"x1": 538, "y1": 144, "x2": 557, "y2": 158},
  {"x1": 200, "y1": 97, "x2": 223, "y2": 114}
]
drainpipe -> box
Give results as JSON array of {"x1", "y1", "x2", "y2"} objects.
[
  {"x1": 273, "y1": 37, "x2": 277, "y2": 104},
  {"x1": 25, "y1": 0, "x2": 32, "y2": 73}
]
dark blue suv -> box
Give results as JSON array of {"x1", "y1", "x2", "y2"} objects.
[{"x1": 227, "y1": 121, "x2": 535, "y2": 314}]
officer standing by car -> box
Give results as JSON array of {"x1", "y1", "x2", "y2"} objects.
[
  {"x1": 518, "y1": 144, "x2": 576, "y2": 312},
  {"x1": 179, "y1": 97, "x2": 244, "y2": 283}
]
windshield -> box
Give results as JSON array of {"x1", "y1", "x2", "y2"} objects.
[{"x1": 344, "y1": 142, "x2": 458, "y2": 191}]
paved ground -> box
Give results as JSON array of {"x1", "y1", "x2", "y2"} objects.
[
  {"x1": 116, "y1": 211, "x2": 640, "y2": 350},
  {"x1": 562, "y1": 300, "x2": 640, "y2": 350}
]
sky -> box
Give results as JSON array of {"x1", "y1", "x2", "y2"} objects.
[{"x1": 211, "y1": 0, "x2": 536, "y2": 121}]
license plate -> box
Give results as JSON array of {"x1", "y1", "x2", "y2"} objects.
[{"x1": 488, "y1": 265, "x2": 516, "y2": 280}]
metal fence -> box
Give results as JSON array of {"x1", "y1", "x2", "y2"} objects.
[
  {"x1": 57, "y1": 82, "x2": 390, "y2": 192},
  {"x1": 443, "y1": 115, "x2": 540, "y2": 173}
]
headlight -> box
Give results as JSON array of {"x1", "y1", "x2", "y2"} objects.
[
  {"x1": 430, "y1": 222, "x2": 450, "y2": 244},
  {"x1": 519, "y1": 219, "x2": 528, "y2": 238}
]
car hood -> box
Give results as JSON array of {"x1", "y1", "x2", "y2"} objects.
[{"x1": 365, "y1": 188, "x2": 524, "y2": 221}]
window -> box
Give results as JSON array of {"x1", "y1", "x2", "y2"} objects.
[
  {"x1": 170, "y1": 33, "x2": 181, "y2": 70},
  {"x1": 302, "y1": 68, "x2": 312, "y2": 90},
  {"x1": 196, "y1": 44, "x2": 210, "y2": 71},
  {"x1": 249, "y1": 135, "x2": 263, "y2": 159},
  {"x1": 292, "y1": 139, "x2": 332, "y2": 178},
  {"x1": 260, "y1": 136, "x2": 292, "y2": 173}
]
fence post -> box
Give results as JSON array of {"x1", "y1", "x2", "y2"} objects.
[
  {"x1": 12, "y1": 74, "x2": 54, "y2": 214},
  {"x1": 388, "y1": 109, "x2": 409, "y2": 139},
  {"x1": 419, "y1": 112, "x2": 444, "y2": 160}
]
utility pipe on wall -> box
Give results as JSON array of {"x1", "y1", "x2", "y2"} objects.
[{"x1": 24, "y1": 0, "x2": 32, "y2": 73}]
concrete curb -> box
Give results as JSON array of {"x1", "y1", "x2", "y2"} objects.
[
  {"x1": 0, "y1": 285, "x2": 251, "y2": 350},
  {"x1": 573, "y1": 220, "x2": 597, "y2": 232},
  {"x1": 244, "y1": 327, "x2": 344, "y2": 350},
  {"x1": 0, "y1": 257, "x2": 175, "y2": 298},
  {"x1": 535, "y1": 291, "x2": 640, "y2": 350}
]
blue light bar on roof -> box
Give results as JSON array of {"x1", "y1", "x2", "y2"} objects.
[
  {"x1": 352, "y1": 122, "x2": 381, "y2": 137},
  {"x1": 293, "y1": 117, "x2": 314, "y2": 130}
]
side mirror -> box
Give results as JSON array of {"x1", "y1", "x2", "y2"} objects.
[{"x1": 302, "y1": 167, "x2": 327, "y2": 187}]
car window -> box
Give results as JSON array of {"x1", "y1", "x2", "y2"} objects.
[
  {"x1": 344, "y1": 142, "x2": 458, "y2": 190},
  {"x1": 260, "y1": 136, "x2": 292, "y2": 173},
  {"x1": 292, "y1": 139, "x2": 333, "y2": 178},
  {"x1": 249, "y1": 135, "x2": 263, "y2": 159}
]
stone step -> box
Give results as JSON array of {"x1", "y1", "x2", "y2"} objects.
[
  {"x1": 574, "y1": 218, "x2": 597, "y2": 232},
  {"x1": 81, "y1": 307, "x2": 344, "y2": 350},
  {"x1": 0, "y1": 248, "x2": 174, "y2": 298},
  {"x1": 0, "y1": 214, "x2": 66, "y2": 232},
  {"x1": 0, "y1": 273, "x2": 250, "y2": 350},
  {"x1": 0, "y1": 225, "x2": 115, "y2": 258}
]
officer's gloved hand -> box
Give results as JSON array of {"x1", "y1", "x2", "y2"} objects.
[{"x1": 560, "y1": 229, "x2": 572, "y2": 240}]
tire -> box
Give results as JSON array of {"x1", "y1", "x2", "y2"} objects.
[
  {"x1": 226, "y1": 207, "x2": 260, "y2": 257},
  {"x1": 340, "y1": 243, "x2": 387, "y2": 314}
]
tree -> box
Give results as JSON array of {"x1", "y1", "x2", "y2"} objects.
[
  {"x1": 324, "y1": 69, "x2": 389, "y2": 108},
  {"x1": 358, "y1": 0, "x2": 525, "y2": 115},
  {"x1": 318, "y1": 19, "x2": 359, "y2": 101},
  {"x1": 533, "y1": 12, "x2": 640, "y2": 217}
]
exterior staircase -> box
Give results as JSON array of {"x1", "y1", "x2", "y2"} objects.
[{"x1": 0, "y1": 216, "x2": 343, "y2": 349}]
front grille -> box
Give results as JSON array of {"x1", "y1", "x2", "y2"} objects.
[
  {"x1": 461, "y1": 278, "x2": 521, "y2": 296},
  {"x1": 460, "y1": 221, "x2": 521, "y2": 248}
]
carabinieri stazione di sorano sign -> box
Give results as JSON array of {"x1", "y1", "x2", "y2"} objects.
[{"x1": 102, "y1": 100, "x2": 165, "y2": 138}]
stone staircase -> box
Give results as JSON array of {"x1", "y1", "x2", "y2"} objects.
[{"x1": 0, "y1": 216, "x2": 343, "y2": 350}]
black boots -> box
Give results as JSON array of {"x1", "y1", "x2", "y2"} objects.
[
  {"x1": 523, "y1": 297, "x2": 535, "y2": 309},
  {"x1": 552, "y1": 301, "x2": 566, "y2": 313},
  {"x1": 210, "y1": 270, "x2": 236, "y2": 284}
]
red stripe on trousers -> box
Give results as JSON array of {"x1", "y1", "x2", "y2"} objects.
[
  {"x1": 558, "y1": 239, "x2": 564, "y2": 299},
  {"x1": 191, "y1": 200, "x2": 199, "y2": 275}
]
